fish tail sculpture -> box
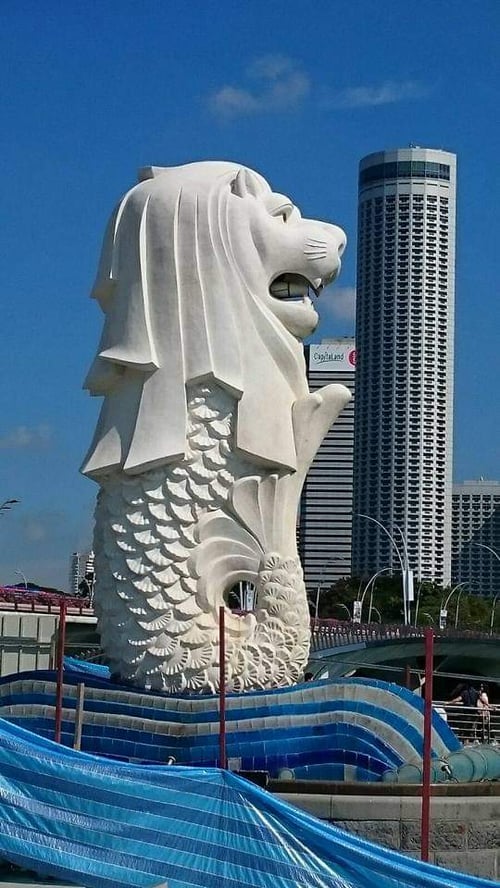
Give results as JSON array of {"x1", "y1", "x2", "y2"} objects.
[{"x1": 82, "y1": 161, "x2": 350, "y2": 693}]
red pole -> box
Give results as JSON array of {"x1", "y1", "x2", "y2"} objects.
[
  {"x1": 54, "y1": 598, "x2": 67, "y2": 743},
  {"x1": 218, "y1": 605, "x2": 226, "y2": 769},
  {"x1": 421, "y1": 626, "x2": 434, "y2": 861}
]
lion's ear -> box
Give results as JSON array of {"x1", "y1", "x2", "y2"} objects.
[
  {"x1": 138, "y1": 166, "x2": 169, "y2": 182},
  {"x1": 231, "y1": 168, "x2": 262, "y2": 199}
]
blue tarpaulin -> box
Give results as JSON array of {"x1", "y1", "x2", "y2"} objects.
[{"x1": 0, "y1": 716, "x2": 493, "y2": 888}]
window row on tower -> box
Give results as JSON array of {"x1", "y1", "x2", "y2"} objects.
[{"x1": 359, "y1": 160, "x2": 451, "y2": 187}]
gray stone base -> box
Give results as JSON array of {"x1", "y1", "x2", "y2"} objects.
[{"x1": 276, "y1": 792, "x2": 500, "y2": 882}]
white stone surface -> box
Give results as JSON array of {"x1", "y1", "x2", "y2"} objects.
[{"x1": 82, "y1": 161, "x2": 349, "y2": 692}]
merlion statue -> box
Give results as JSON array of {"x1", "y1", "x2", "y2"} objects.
[{"x1": 82, "y1": 161, "x2": 350, "y2": 693}]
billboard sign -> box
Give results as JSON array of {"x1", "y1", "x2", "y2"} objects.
[{"x1": 309, "y1": 340, "x2": 356, "y2": 372}]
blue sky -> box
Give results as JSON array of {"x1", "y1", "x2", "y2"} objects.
[{"x1": 1, "y1": 0, "x2": 498, "y2": 589}]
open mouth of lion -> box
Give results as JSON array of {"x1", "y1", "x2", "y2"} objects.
[{"x1": 269, "y1": 273, "x2": 323, "y2": 303}]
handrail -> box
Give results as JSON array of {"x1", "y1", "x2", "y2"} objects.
[
  {"x1": 310, "y1": 618, "x2": 500, "y2": 650},
  {"x1": 0, "y1": 598, "x2": 93, "y2": 616},
  {"x1": 433, "y1": 701, "x2": 499, "y2": 745}
]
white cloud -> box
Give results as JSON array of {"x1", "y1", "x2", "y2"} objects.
[
  {"x1": 210, "y1": 59, "x2": 429, "y2": 118},
  {"x1": 249, "y1": 55, "x2": 293, "y2": 80},
  {"x1": 326, "y1": 80, "x2": 429, "y2": 109},
  {"x1": 211, "y1": 86, "x2": 260, "y2": 116},
  {"x1": 0, "y1": 423, "x2": 52, "y2": 450},
  {"x1": 318, "y1": 286, "x2": 356, "y2": 326},
  {"x1": 210, "y1": 54, "x2": 310, "y2": 117}
]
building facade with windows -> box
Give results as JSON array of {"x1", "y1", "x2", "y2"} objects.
[
  {"x1": 69, "y1": 551, "x2": 95, "y2": 597},
  {"x1": 352, "y1": 147, "x2": 457, "y2": 585},
  {"x1": 298, "y1": 338, "x2": 356, "y2": 597},
  {"x1": 451, "y1": 480, "x2": 500, "y2": 597}
]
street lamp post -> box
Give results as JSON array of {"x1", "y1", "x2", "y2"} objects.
[
  {"x1": 357, "y1": 566, "x2": 392, "y2": 623},
  {"x1": 313, "y1": 582, "x2": 326, "y2": 621},
  {"x1": 313, "y1": 583, "x2": 324, "y2": 621},
  {"x1": 14, "y1": 569, "x2": 28, "y2": 591},
  {"x1": 439, "y1": 582, "x2": 468, "y2": 630},
  {"x1": 490, "y1": 592, "x2": 500, "y2": 635},
  {"x1": 472, "y1": 541, "x2": 500, "y2": 565},
  {"x1": 0, "y1": 499, "x2": 19, "y2": 517},
  {"x1": 310, "y1": 581, "x2": 329, "y2": 621},
  {"x1": 355, "y1": 513, "x2": 412, "y2": 625},
  {"x1": 471, "y1": 542, "x2": 500, "y2": 594},
  {"x1": 395, "y1": 524, "x2": 414, "y2": 611},
  {"x1": 333, "y1": 603, "x2": 351, "y2": 621},
  {"x1": 454, "y1": 585, "x2": 469, "y2": 628},
  {"x1": 314, "y1": 557, "x2": 350, "y2": 620},
  {"x1": 470, "y1": 543, "x2": 500, "y2": 632},
  {"x1": 413, "y1": 581, "x2": 427, "y2": 627}
]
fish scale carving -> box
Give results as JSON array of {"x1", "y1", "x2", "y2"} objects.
[
  {"x1": 95, "y1": 384, "x2": 247, "y2": 690},
  {"x1": 93, "y1": 382, "x2": 317, "y2": 692}
]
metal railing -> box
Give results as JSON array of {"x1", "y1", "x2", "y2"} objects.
[
  {"x1": 0, "y1": 592, "x2": 93, "y2": 616},
  {"x1": 311, "y1": 619, "x2": 500, "y2": 652},
  {"x1": 434, "y1": 702, "x2": 499, "y2": 746}
]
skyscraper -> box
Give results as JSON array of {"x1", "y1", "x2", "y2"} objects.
[
  {"x1": 69, "y1": 550, "x2": 95, "y2": 596},
  {"x1": 451, "y1": 480, "x2": 500, "y2": 597},
  {"x1": 299, "y1": 338, "x2": 356, "y2": 600},
  {"x1": 352, "y1": 147, "x2": 457, "y2": 586}
]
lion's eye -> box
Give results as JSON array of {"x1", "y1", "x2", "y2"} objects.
[
  {"x1": 265, "y1": 192, "x2": 299, "y2": 223},
  {"x1": 271, "y1": 203, "x2": 294, "y2": 222}
]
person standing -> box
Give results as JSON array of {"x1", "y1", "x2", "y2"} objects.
[
  {"x1": 476, "y1": 684, "x2": 491, "y2": 743},
  {"x1": 448, "y1": 683, "x2": 479, "y2": 742}
]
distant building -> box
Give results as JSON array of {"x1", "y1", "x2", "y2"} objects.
[
  {"x1": 298, "y1": 338, "x2": 356, "y2": 596},
  {"x1": 451, "y1": 480, "x2": 500, "y2": 597},
  {"x1": 352, "y1": 147, "x2": 457, "y2": 586},
  {"x1": 69, "y1": 551, "x2": 94, "y2": 597}
]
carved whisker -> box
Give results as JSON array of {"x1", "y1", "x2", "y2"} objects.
[
  {"x1": 304, "y1": 250, "x2": 328, "y2": 260},
  {"x1": 305, "y1": 238, "x2": 328, "y2": 247}
]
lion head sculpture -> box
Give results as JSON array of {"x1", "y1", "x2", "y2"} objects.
[{"x1": 81, "y1": 161, "x2": 346, "y2": 479}]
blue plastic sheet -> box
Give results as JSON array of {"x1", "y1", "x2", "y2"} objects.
[
  {"x1": 64, "y1": 657, "x2": 111, "y2": 679},
  {"x1": 0, "y1": 717, "x2": 492, "y2": 888}
]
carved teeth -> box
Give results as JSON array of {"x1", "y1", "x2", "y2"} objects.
[
  {"x1": 269, "y1": 274, "x2": 309, "y2": 299},
  {"x1": 270, "y1": 273, "x2": 322, "y2": 301}
]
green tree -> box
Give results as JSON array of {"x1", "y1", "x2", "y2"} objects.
[{"x1": 316, "y1": 575, "x2": 495, "y2": 631}]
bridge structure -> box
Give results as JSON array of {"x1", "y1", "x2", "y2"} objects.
[
  {"x1": 0, "y1": 593, "x2": 97, "y2": 678},
  {"x1": 310, "y1": 619, "x2": 500, "y2": 693},
  {"x1": 311, "y1": 619, "x2": 500, "y2": 651},
  {"x1": 0, "y1": 592, "x2": 498, "y2": 688}
]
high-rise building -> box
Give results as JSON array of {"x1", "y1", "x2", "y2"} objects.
[
  {"x1": 352, "y1": 147, "x2": 457, "y2": 586},
  {"x1": 299, "y1": 338, "x2": 356, "y2": 599},
  {"x1": 69, "y1": 551, "x2": 95, "y2": 596},
  {"x1": 69, "y1": 552, "x2": 84, "y2": 596},
  {"x1": 451, "y1": 480, "x2": 500, "y2": 597}
]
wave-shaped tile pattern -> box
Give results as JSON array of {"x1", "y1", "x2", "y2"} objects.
[
  {"x1": 0, "y1": 716, "x2": 491, "y2": 888},
  {"x1": 0, "y1": 665, "x2": 460, "y2": 781}
]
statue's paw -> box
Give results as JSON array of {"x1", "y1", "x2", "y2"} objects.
[{"x1": 292, "y1": 383, "x2": 351, "y2": 470}]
